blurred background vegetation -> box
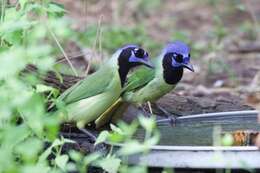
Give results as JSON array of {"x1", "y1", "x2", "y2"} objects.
[
  {"x1": 0, "y1": 0, "x2": 260, "y2": 172},
  {"x1": 55, "y1": 0, "x2": 260, "y2": 109}
]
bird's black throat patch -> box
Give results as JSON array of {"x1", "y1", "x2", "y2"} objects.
[
  {"x1": 118, "y1": 47, "x2": 136, "y2": 87},
  {"x1": 162, "y1": 53, "x2": 183, "y2": 85}
]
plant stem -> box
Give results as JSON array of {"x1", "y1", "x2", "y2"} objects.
[{"x1": 48, "y1": 26, "x2": 79, "y2": 76}]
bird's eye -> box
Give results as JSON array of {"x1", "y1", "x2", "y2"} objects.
[
  {"x1": 173, "y1": 53, "x2": 183, "y2": 63},
  {"x1": 133, "y1": 48, "x2": 139, "y2": 53},
  {"x1": 134, "y1": 48, "x2": 145, "y2": 58}
]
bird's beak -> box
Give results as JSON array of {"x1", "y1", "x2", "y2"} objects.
[
  {"x1": 139, "y1": 59, "x2": 154, "y2": 69},
  {"x1": 182, "y1": 63, "x2": 194, "y2": 72}
]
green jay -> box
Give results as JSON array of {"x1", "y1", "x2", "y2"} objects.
[
  {"x1": 95, "y1": 41, "x2": 194, "y2": 127},
  {"x1": 56, "y1": 45, "x2": 153, "y2": 128}
]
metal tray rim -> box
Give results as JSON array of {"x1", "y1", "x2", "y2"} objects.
[{"x1": 111, "y1": 143, "x2": 260, "y2": 151}]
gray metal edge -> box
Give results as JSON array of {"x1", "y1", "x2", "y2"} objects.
[{"x1": 110, "y1": 110, "x2": 260, "y2": 168}]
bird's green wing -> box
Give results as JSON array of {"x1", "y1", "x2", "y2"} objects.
[
  {"x1": 58, "y1": 66, "x2": 116, "y2": 105},
  {"x1": 95, "y1": 66, "x2": 155, "y2": 127},
  {"x1": 123, "y1": 66, "x2": 155, "y2": 92},
  {"x1": 94, "y1": 66, "x2": 155, "y2": 127}
]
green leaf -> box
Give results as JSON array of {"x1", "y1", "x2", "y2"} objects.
[
  {"x1": 145, "y1": 132, "x2": 160, "y2": 146},
  {"x1": 38, "y1": 137, "x2": 75, "y2": 164},
  {"x1": 83, "y1": 153, "x2": 100, "y2": 165},
  {"x1": 120, "y1": 165, "x2": 147, "y2": 173},
  {"x1": 36, "y1": 84, "x2": 55, "y2": 93},
  {"x1": 0, "y1": 20, "x2": 35, "y2": 35},
  {"x1": 107, "y1": 132, "x2": 125, "y2": 143},
  {"x1": 15, "y1": 137, "x2": 43, "y2": 162},
  {"x1": 2, "y1": 124, "x2": 31, "y2": 150},
  {"x1": 19, "y1": 0, "x2": 28, "y2": 9},
  {"x1": 0, "y1": 49, "x2": 27, "y2": 79},
  {"x1": 117, "y1": 120, "x2": 139, "y2": 138},
  {"x1": 118, "y1": 141, "x2": 148, "y2": 156},
  {"x1": 47, "y1": 2, "x2": 66, "y2": 13},
  {"x1": 18, "y1": 94, "x2": 45, "y2": 137},
  {"x1": 38, "y1": 139, "x2": 63, "y2": 163},
  {"x1": 94, "y1": 130, "x2": 109, "y2": 146},
  {"x1": 69, "y1": 150, "x2": 82, "y2": 162},
  {"x1": 98, "y1": 156, "x2": 121, "y2": 173},
  {"x1": 110, "y1": 124, "x2": 123, "y2": 134},
  {"x1": 21, "y1": 164, "x2": 50, "y2": 173},
  {"x1": 138, "y1": 116, "x2": 156, "y2": 134},
  {"x1": 55, "y1": 154, "x2": 69, "y2": 171}
]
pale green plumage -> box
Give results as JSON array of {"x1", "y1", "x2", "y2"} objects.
[
  {"x1": 122, "y1": 56, "x2": 175, "y2": 103},
  {"x1": 57, "y1": 50, "x2": 122, "y2": 127},
  {"x1": 95, "y1": 54, "x2": 176, "y2": 127}
]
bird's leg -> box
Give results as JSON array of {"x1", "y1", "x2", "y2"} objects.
[
  {"x1": 155, "y1": 104, "x2": 179, "y2": 126},
  {"x1": 147, "y1": 101, "x2": 153, "y2": 115},
  {"x1": 137, "y1": 104, "x2": 152, "y2": 117},
  {"x1": 79, "y1": 128, "x2": 97, "y2": 143}
]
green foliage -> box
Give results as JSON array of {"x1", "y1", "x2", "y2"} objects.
[
  {"x1": 94, "y1": 116, "x2": 160, "y2": 173},
  {"x1": 97, "y1": 156, "x2": 121, "y2": 173},
  {"x1": 0, "y1": 0, "x2": 75, "y2": 172},
  {"x1": 69, "y1": 151, "x2": 100, "y2": 173},
  {"x1": 77, "y1": 25, "x2": 160, "y2": 56},
  {"x1": 0, "y1": 1, "x2": 162, "y2": 172}
]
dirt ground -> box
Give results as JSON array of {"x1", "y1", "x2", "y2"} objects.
[{"x1": 55, "y1": 0, "x2": 260, "y2": 111}]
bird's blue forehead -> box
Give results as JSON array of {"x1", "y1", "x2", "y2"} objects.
[
  {"x1": 163, "y1": 41, "x2": 190, "y2": 56},
  {"x1": 161, "y1": 41, "x2": 193, "y2": 69}
]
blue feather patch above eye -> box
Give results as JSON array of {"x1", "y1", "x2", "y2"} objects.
[{"x1": 163, "y1": 40, "x2": 190, "y2": 55}]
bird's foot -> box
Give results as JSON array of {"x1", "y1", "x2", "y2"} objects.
[
  {"x1": 155, "y1": 105, "x2": 180, "y2": 127},
  {"x1": 156, "y1": 114, "x2": 178, "y2": 127},
  {"x1": 138, "y1": 105, "x2": 152, "y2": 117},
  {"x1": 168, "y1": 115, "x2": 177, "y2": 127}
]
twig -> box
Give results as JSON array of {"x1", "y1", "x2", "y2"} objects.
[
  {"x1": 84, "y1": 15, "x2": 103, "y2": 75},
  {"x1": 56, "y1": 52, "x2": 89, "y2": 64},
  {"x1": 147, "y1": 101, "x2": 153, "y2": 115},
  {"x1": 47, "y1": 26, "x2": 79, "y2": 76}
]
